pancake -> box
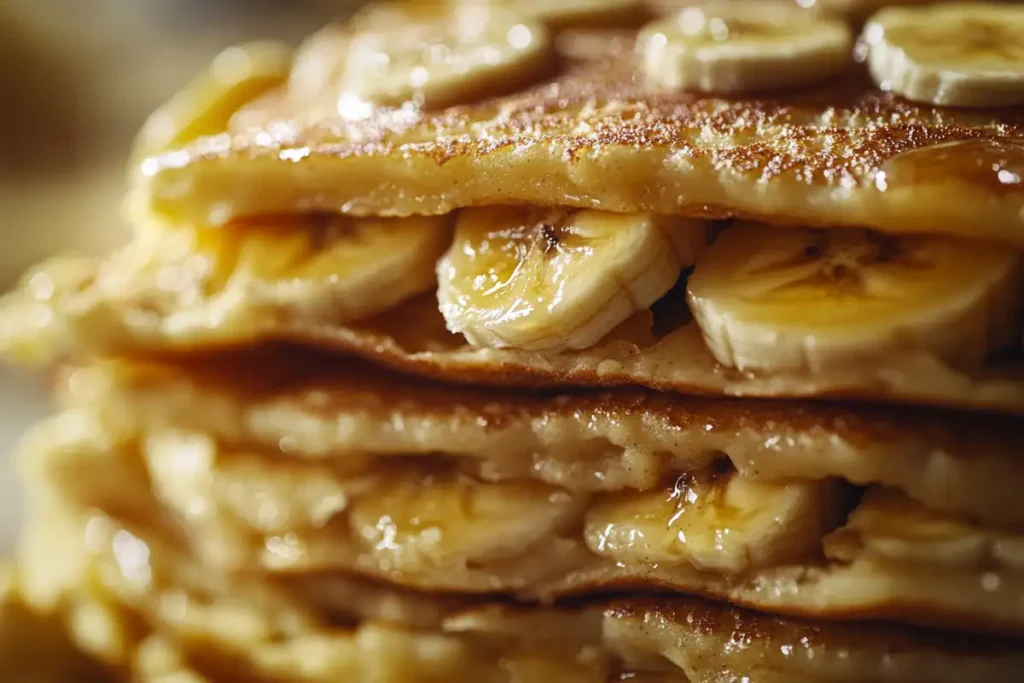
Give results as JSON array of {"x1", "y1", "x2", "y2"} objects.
[
  {"x1": 135, "y1": 28, "x2": 1024, "y2": 247},
  {"x1": 26, "y1": 411, "x2": 1024, "y2": 635},
  {"x1": 19, "y1": 502, "x2": 1024, "y2": 683},
  {"x1": 5, "y1": 6, "x2": 1024, "y2": 416},
  {"x1": 61, "y1": 353, "x2": 1024, "y2": 527},
  {"x1": 5, "y1": 247, "x2": 1024, "y2": 414},
  {"x1": 7, "y1": 1, "x2": 1024, "y2": 678}
]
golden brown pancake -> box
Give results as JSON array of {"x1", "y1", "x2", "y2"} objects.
[
  {"x1": 19, "y1": 501, "x2": 1024, "y2": 683},
  {"x1": 25, "y1": 412, "x2": 1024, "y2": 635},
  {"x1": 8, "y1": 3, "x2": 1024, "y2": 679},
  {"x1": 136, "y1": 31, "x2": 1024, "y2": 247},
  {"x1": 60, "y1": 353, "x2": 1024, "y2": 527}
]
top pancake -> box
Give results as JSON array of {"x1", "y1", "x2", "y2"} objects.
[{"x1": 137, "y1": 27, "x2": 1024, "y2": 246}]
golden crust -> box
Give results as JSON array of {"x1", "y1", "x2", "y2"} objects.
[
  {"x1": 27, "y1": 414, "x2": 1024, "y2": 635},
  {"x1": 296, "y1": 295, "x2": 1024, "y2": 414},
  {"x1": 65, "y1": 353, "x2": 1024, "y2": 527},
  {"x1": 138, "y1": 31, "x2": 1024, "y2": 245},
  {"x1": 11, "y1": 8, "x2": 1024, "y2": 679},
  {"x1": 20, "y1": 502, "x2": 1024, "y2": 683}
]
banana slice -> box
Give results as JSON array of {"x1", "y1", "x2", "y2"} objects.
[
  {"x1": 584, "y1": 469, "x2": 844, "y2": 574},
  {"x1": 339, "y1": 13, "x2": 553, "y2": 108},
  {"x1": 686, "y1": 222, "x2": 1023, "y2": 373},
  {"x1": 825, "y1": 487, "x2": 1024, "y2": 572},
  {"x1": 144, "y1": 431, "x2": 376, "y2": 535},
  {"x1": 638, "y1": 1, "x2": 852, "y2": 94},
  {"x1": 348, "y1": 471, "x2": 584, "y2": 570},
  {"x1": 289, "y1": 1, "x2": 456, "y2": 104},
  {"x1": 437, "y1": 207, "x2": 709, "y2": 352},
  {"x1": 288, "y1": 24, "x2": 351, "y2": 106},
  {"x1": 177, "y1": 213, "x2": 452, "y2": 327},
  {"x1": 825, "y1": 488, "x2": 991, "y2": 568},
  {"x1": 863, "y1": 3, "x2": 1024, "y2": 107},
  {"x1": 132, "y1": 41, "x2": 291, "y2": 159}
]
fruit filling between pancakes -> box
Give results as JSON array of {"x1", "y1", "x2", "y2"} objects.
[
  {"x1": 20, "y1": 501, "x2": 1024, "y2": 683},
  {"x1": 6, "y1": 211, "x2": 1022, "y2": 374},
  {"x1": 20, "y1": 410, "x2": 1024, "y2": 635}
]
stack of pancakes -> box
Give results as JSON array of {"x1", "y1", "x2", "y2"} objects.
[{"x1": 3, "y1": 0, "x2": 1024, "y2": 680}]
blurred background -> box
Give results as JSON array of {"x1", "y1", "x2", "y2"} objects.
[{"x1": 0, "y1": 0, "x2": 366, "y2": 549}]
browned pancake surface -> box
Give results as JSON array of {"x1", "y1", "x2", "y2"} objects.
[
  {"x1": 26, "y1": 413, "x2": 1024, "y2": 636},
  {"x1": 64, "y1": 350, "x2": 1024, "y2": 527},
  {"x1": 20, "y1": 500, "x2": 1024, "y2": 683},
  {"x1": 140, "y1": 31, "x2": 1024, "y2": 246}
]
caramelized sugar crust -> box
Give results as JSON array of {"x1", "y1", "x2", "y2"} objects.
[{"x1": 140, "y1": 31, "x2": 1024, "y2": 245}]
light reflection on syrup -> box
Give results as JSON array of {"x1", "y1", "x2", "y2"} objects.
[{"x1": 875, "y1": 139, "x2": 1024, "y2": 194}]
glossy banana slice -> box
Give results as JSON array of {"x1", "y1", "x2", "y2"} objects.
[
  {"x1": 289, "y1": 2, "x2": 458, "y2": 105},
  {"x1": 287, "y1": 25, "x2": 351, "y2": 106},
  {"x1": 143, "y1": 432, "x2": 375, "y2": 535},
  {"x1": 348, "y1": 471, "x2": 585, "y2": 570},
  {"x1": 183, "y1": 213, "x2": 453, "y2": 326},
  {"x1": 823, "y1": 488, "x2": 1024, "y2": 570},
  {"x1": 584, "y1": 470, "x2": 844, "y2": 574},
  {"x1": 638, "y1": 1, "x2": 852, "y2": 94},
  {"x1": 339, "y1": 13, "x2": 553, "y2": 108},
  {"x1": 863, "y1": 3, "x2": 1024, "y2": 107},
  {"x1": 437, "y1": 207, "x2": 709, "y2": 352},
  {"x1": 132, "y1": 41, "x2": 291, "y2": 159},
  {"x1": 686, "y1": 222, "x2": 1023, "y2": 373}
]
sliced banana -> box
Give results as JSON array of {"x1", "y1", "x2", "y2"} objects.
[
  {"x1": 638, "y1": 1, "x2": 852, "y2": 94},
  {"x1": 339, "y1": 13, "x2": 553, "y2": 108},
  {"x1": 437, "y1": 207, "x2": 709, "y2": 352},
  {"x1": 177, "y1": 213, "x2": 453, "y2": 327},
  {"x1": 289, "y1": 1, "x2": 453, "y2": 104},
  {"x1": 348, "y1": 471, "x2": 584, "y2": 570},
  {"x1": 584, "y1": 469, "x2": 843, "y2": 574},
  {"x1": 825, "y1": 488, "x2": 990, "y2": 568},
  {"x1": 132, "y1": 41, "x2": 291, "y2": 160},
  {"x1": 863, "y1": 3, "x2": 1024, "y2": 107},
  {"x1": 288, "y1": 24, "x2": 352, "y2": 106},
  {"x1": 144, "y1": 431, "x2": 375, "y2": 535},
  {"x1": 686, "y1": 222, "x2": 1023, "y2": 373},
  {"x1": 825, "y1": 487, "x2": 1024, "y2": 572}
]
